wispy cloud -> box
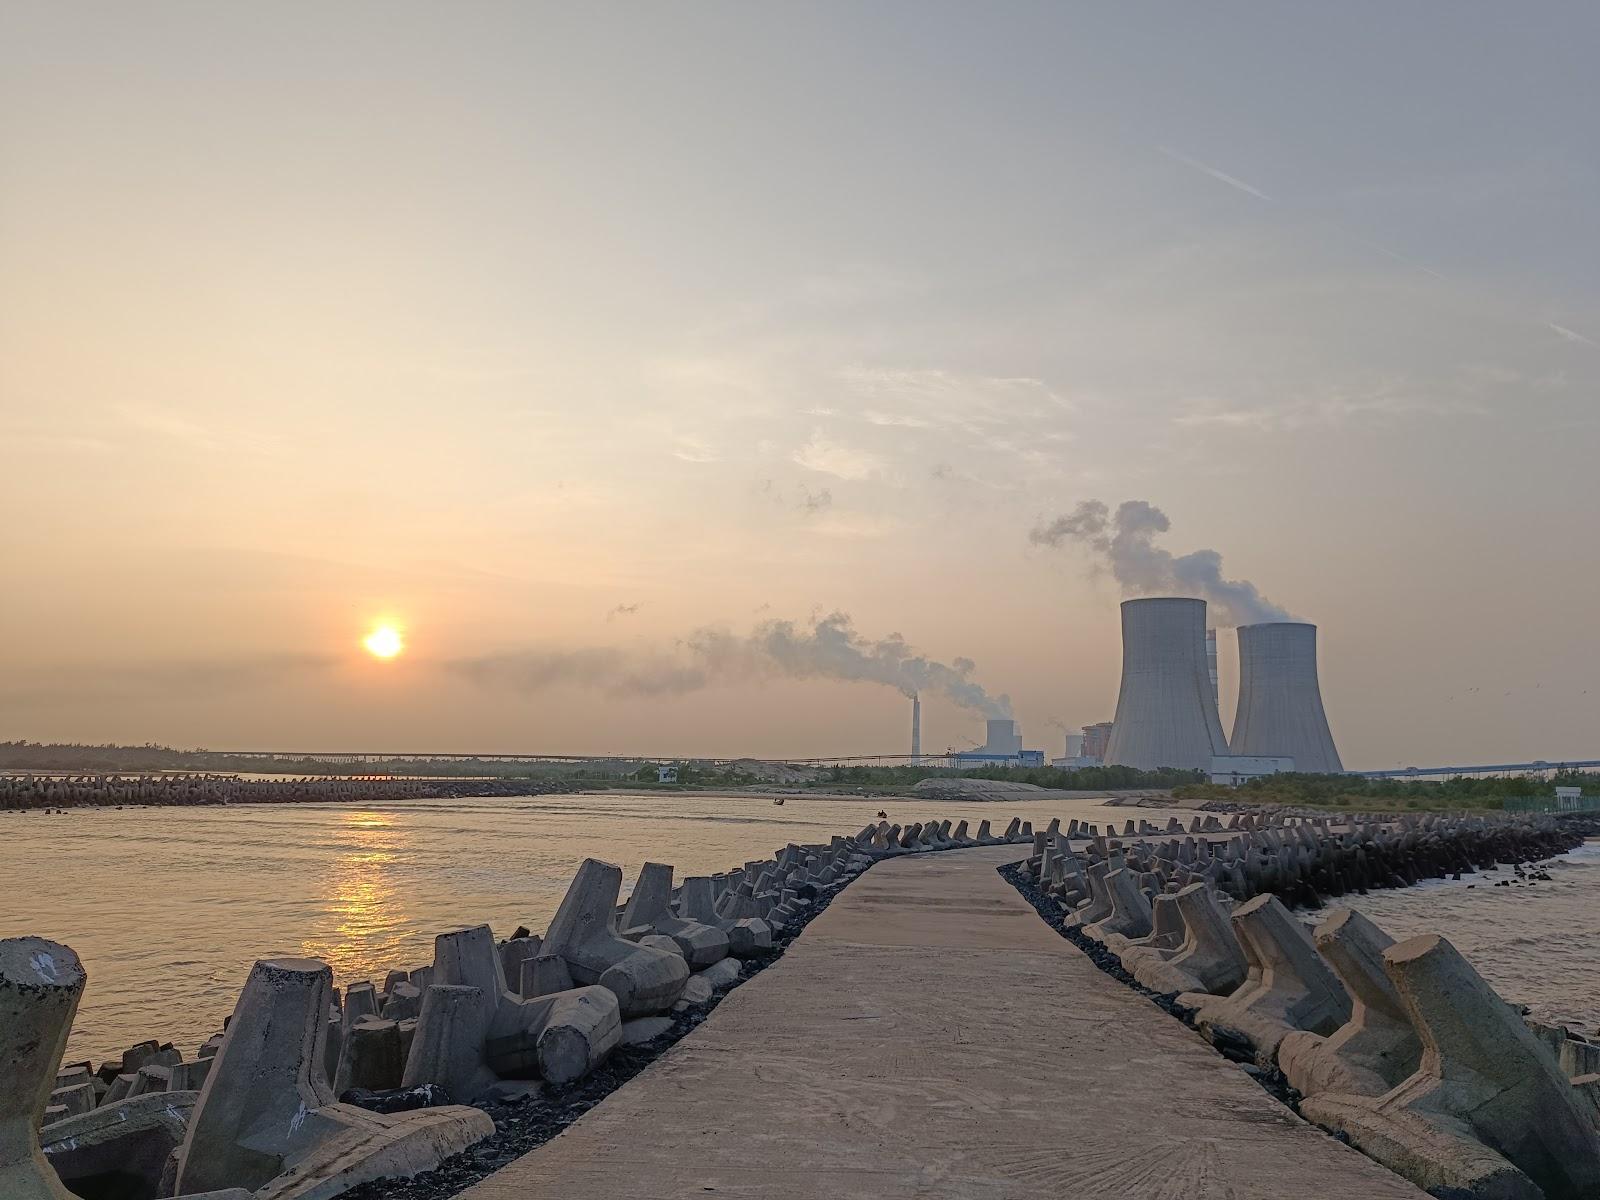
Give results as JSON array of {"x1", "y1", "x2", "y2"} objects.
[
  {"x1": 1173, "y1": 379, "x2": 1492, "y2": 433},
  {"x1": 113, "y1": 405, "x2": 282, "y2": 455},
  {"x1": 605, "y1": 602, "x2": 641, "y2": 621},
  {"x1": 793, "y1": 431, "x2": 883, "y2": 480},
  {"x1": 1157, "y1": 145, "x2": 1273, "y2": 202},
  {"x1": 808, "y1": 510, "x2": 899, "y2": 540},
  {"x1": 671, "y1": 434, "x2": 719, "y2": 463}
]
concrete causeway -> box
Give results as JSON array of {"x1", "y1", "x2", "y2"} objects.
[{"x1": 460, "y1": 845, "x2": 1426, "y2": 1199}]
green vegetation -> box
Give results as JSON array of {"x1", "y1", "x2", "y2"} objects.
[
  {"x1": 1173, "y1": 770, "x2": 1600, "y2": 813},
  {"x1": 806, "y1": 763, "x2": 1199, "y2": 792}
]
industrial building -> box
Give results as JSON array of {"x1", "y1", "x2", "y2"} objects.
[
  {"x1": 953, "y1": 718, "x2": 1045, "y2": 769},
  {"x1": 1229, "y1": 621, "x2": 1343, "y2": 773},
  {"x1": 1208, "y1": 754, "x2": 1294, "y2": 785},
  {"x1": 1104, "y1": 597, "x2": 1229, "y2": 771},
  {"x1": 1081, "y1": 722, "x2": 1114, "y2": 762}
]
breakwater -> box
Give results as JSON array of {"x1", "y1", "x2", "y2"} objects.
[
  {"x1": 0, "y1": 773, "x2": 571, "y2": 810},
  {"x1": 6, "y1": 807, "x2": 1589, "y2": 1200},
  {"x1": 1012, "y1": 811, "x2": 1600, "y2": 1199},
  {"x1": 4, "y1": 815, "x2": 1023, "y2": 1200}
]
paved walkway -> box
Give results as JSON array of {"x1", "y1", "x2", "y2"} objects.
[{"x1": 462, "y1": 846, "x2": 1424, "y2": 1199}]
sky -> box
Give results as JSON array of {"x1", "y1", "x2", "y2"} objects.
[{"x1": 2, "y1": 2, "x2": 1597, "y2": 768}]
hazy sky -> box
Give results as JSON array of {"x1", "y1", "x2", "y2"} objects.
[{"x1": 3, "y1": 3, "x2": 1597, "y2": 767}]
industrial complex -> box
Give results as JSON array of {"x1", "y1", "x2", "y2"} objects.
[{"x1": 941, "y1": 595, "x2": 1345, "y2": 783}]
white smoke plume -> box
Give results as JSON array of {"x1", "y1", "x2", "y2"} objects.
[
  {"x1": 451, "y1": 611, "x2": 1012, "y2": 717},
  {"x1": 1030, "y1": 499, "x2": 1294, "y2": 627}
]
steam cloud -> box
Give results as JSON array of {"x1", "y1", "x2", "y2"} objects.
[
  {"x1": 451, "y1": 612, "x2": 1012, "y2": 718},
  {"x1": 1030, "y1": 499, "x2": 1294, "y2": 627}
]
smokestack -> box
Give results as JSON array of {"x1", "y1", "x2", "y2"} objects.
[
  {"x1": 1230, "y1": 622, "x2": 1342, "y2": 773},
  {"x1": 911, "y1": 693, "x2": 921, "y2": 763},
  {"x1": 1104, "y1": 597, "x2": 1229, "y2": 770},
  {"x1": 1206, "y1": 627, "x2": 1219, "y2": 704}
]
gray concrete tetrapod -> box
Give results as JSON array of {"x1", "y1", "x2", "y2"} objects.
[
  {"x1": 1278, "y1": 908, "x2": 1420, "y2": 1099},
  {"x1": 1115, "y1": 892, "x2": 1187, "y2": 976},
  {"x1": 42, "y1": 1093, "x2": 201, "y2": 1200},
  {"x1": 677, "y1": 876, "x2": 772, "y2": 957},
  {"x1": 1181, "y1": 893, "x2": 1350, "y2": 1065},
  {"x1": 173, "y1": 957, "x2": 493, "y2": 1198},
  {"x1": 1083, "y1": 868, "x2": 1153, "y2": 945},
  {"x1": 621, "y1": 863, "x2": 729, "y2": 969},
  {"x1": 1, "y1": 937, "x2": 84, "y2": 1200},
  {"x1": 1133, "y1": 882, "x2": 1249, "y2": 996},
  {"x1": 334, "y1": 1017, "x2": 405, "y2": 1094},
  {"x1": 1305, "y1": 934, "x2": 1600, "y2": 1200},
  {"x1": 542, "y1": 859, "x2": 689, "y2": 1017},
  {"x1": 1069, "y1": 861, "x2": 1115, "y2": 926},
  {"x1": 403, "y1": 924, "x2": 621, "y2": 1094}
]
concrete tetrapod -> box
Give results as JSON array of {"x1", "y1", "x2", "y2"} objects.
[
  {"x1": 1179, "y1": 893, "x2": 1350, "y2": 1065},
  {"x1": 1, "y1": 937, "x2": 85, "y2": 1200},
  {"x1": 403, "y1": 924, "x2": 621, "y2": 1095},
  {"x1": 1301, "y1": 934, "x2": 1600, "y2": 1200},
  {"x1": 42, "y1": 1092, "x2": 199, "y2": 1200},
  {"x1": 1133, "y1": 882, "x2": 1249, "y2": 996},
  {"x1": 1082, "y1": 868, "x2": 1153, "y2": 945},
  {"x1": 542, "y1": 859, "x2": 689, "y2": 1017},
  {"x1": 677, "y1": 876, "x2": 772, "y2": 957},
  {"x1": 172, "y1": 957, "x2": 493, "y2": 1200},
  {"x1": 1067, "y1": 860, "x2": 1115, "y2": 927},
  {"x1": 1114, "y1": 892, "x2": 1187, "y2": 975},
  {"x1": 620, "y1": 863, "x2": 730, "y2": 969},
  {"x1": 1278, "y1": 908, "x2": 1421, "y2": 1100}
]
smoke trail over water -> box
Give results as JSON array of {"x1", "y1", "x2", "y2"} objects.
[
  {"x1": 451, "y1": 612, "x2": 1012, "y2": 717},
  {"x1": 1030, "y1": 499, "x2": 1295, "y2": 627}
]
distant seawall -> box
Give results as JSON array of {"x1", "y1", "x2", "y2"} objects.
[{"x1": 0, "y1": 773, "x2": 573, "y2": 811}]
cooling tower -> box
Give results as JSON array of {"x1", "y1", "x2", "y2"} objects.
[
  {"x1": 984, "y1": 718, "x2": 1021, "y2": 755},
  {"x1": 1104, "y1": 598, "x2": 1229, "y2": 771},
  {"x1": 1230, "y1": 621, "x2": 1342, "y2": 773}
]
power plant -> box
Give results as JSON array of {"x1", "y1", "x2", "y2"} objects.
[
  {"x1": 901, "y1": 596, "x2": 1342, "y2": 778},
  {"x1": 1229, "y1": 621, "x2": 1343, "y2": 773},
  {"x1": 1103, "y1": 597, "x2": 1230, "y2": 771}
]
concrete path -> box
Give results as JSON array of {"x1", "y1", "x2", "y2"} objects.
[{"x1": 461, "y1": 846, "x2": 1425, "y2": 1199}]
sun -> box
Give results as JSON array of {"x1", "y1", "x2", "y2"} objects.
[{"x1": 363, "y1": 624, "x2": 404, "y2": 659}]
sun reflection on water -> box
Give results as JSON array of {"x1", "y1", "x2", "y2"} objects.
[{"x1": 300, "y1": 810, "x2": 412, "y2": 984}]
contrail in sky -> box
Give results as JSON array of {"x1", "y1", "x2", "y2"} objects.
[
  {"x1": 1549, "y1": 322, "x2": 1598, "y2": 348},
  {"x1": 1156, "y1": 145, "x2": 1273, "y2": 201},
  {"x1": 1157, "y1": 144, "x2": 1597, "y2": 349}
]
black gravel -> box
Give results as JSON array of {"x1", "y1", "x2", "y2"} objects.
[
  {"x1": 340, "y1": 873, "x2": 854, "y2": 1200},
  {"x1": 997, "y1": 861, "x2": 1305, "y2": 1114}
]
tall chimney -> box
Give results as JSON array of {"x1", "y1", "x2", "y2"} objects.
[
  {"x1": 1230, "y1": 622, "x2": 1342, "y2": 772},
  {"x1": 1104, "y1": 597, "x2": 1229, "y2": 771},
  {"x1": 910, "y1": 693, "x2": 921, "y2": 763}
]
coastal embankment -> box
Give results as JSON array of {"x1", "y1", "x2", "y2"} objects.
[{"x1": 0, "y1": 773, "x2": 573, "y2": 810}]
